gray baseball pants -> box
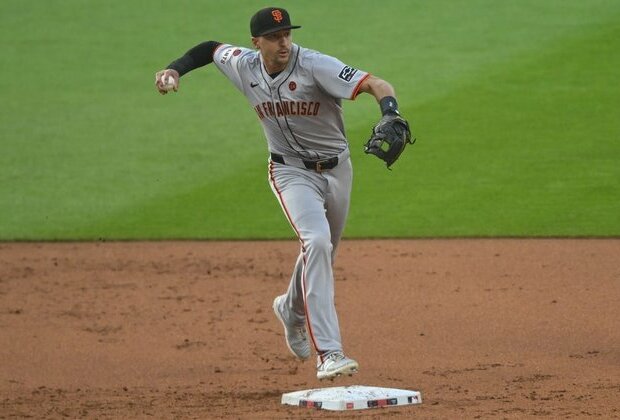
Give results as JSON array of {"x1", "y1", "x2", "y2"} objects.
[{"x1": 268, "y1": 151, "x2": 352, "y2": 355}]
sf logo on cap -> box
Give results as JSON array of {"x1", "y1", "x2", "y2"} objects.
[{"x1": 272, "y1": 9, "x2": 283, "y2": 23}]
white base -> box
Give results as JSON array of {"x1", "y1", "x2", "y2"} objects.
[{"x1": 281, "y1": 385, "x2": 422, "y2": 411}]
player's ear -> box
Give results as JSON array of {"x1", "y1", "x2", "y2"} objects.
[{"x1": 251, "y1": 37, "x2": 260, "y2": 49}]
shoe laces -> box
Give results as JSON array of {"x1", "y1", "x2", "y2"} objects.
[
  {"x1": 325, "y1": 351, "x2": 345, "y2": 363},
  {"x1": 294, "y1": 326, "x2": 307, "y2": 340}
]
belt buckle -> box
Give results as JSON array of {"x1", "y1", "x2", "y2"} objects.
[{"x1": 315, "y1": 160, "x2": 325, "y2": 172}]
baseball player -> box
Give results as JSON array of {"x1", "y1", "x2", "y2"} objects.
[{"x1": 155, "y1": 7, "x2": 412, "y2": 380}]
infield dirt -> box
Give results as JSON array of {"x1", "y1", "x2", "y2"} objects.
[{"x1": 1, "y1": 239, "x2": 619, "y2": 418}]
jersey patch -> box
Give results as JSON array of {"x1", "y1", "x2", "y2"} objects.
[
  {"x1": 220, "y1": 48, "x2": 236, "y2": 64},
  {"x1": 338, "y1": 66, "x2": 358, "y2": 82}
]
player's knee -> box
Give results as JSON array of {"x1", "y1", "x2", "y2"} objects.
[{"x1": 304, "y1": 232, "x2": 332, "y2": 255}]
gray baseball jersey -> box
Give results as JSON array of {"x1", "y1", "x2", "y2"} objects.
[
  {"x1": 213, "y1": 43, "x2": 369, "y2": 159},
  {"x1": 213, "y1": 42, "x2": 368, "y2": 356}
]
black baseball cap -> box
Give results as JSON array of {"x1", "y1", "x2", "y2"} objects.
[{"x1": 250, "y1": 7, "x2": 301, "y2": 37}]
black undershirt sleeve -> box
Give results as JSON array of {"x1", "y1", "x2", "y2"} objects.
[{"x1": 166, "y1": 41, "x2": 222, "y2": 76}]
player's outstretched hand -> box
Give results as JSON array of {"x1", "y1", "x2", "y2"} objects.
[{"x1": 155, "y1": 69, "x2": 180, "y2": 95}]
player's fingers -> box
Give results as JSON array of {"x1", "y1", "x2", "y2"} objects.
[
  {"x1": 155, "y1": 78, "x2": 164, "y2": 92},
  {"x1": 164, "y1": 73, "x2": 179, "y2": 92},
  {"x1": 155, "y1": 79, "x2": 168, "y2": 94},
  {"x1": 155, "y1": 69, "x2": 179, "y2": 94},
  {"x1": 155, "y1": 71, "x2": 165, "y2": 84},
  {"x1": 164, "y1": 69, "x2": 180, "y2": 84}
]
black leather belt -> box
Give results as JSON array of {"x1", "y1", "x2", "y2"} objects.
[{"x1": 270, "y1": 153, "x2": 339, "y2": 172}]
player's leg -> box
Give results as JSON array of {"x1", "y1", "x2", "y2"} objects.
[
  {"x1": 275, "y1": 154, "x2": 351, "y2": 328},
  {"x1": 268, "y1": 161, "x2": 343, "y2": 353},
  {"x1": 313, "y1": 156, "x2": 360, "y2": 379},
  {"x1": 278, "y1": 253, "x2": 305, "y2": 326},
  {"x1": 277, "y1": 152, "x2": 351, "y2": 326},
  {"x1": 323, "y1": 157, "x2": 353, "y2": 263}
]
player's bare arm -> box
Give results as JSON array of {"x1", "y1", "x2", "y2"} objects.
[
  {"x1": 358, "y1": 75, "x2": 396, "y2": 103},
  {"x1": 359, "y1": 75, "x2": 414, "y2": 167}
]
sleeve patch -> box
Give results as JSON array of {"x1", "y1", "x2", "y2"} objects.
[
  {"x1": 220, "y1": 47, "x2": 236, "y2": 64},
  {"x1": 338, "y1": 66, "x2": 358, "y2": 82}
]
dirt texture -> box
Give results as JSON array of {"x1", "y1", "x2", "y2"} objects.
[{"x1": 1, "y1": 239, "x2": 619, "y2": 419}]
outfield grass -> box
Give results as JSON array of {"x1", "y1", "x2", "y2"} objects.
[{"x1": 1, "y1": 0, "x2": 618, "y2": 239}]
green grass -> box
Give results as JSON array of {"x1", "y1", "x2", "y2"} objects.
[{"x1": 1, "y1": 0, "x2": 619, "y2": 239}]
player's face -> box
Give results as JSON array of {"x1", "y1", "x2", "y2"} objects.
[{"x1": 253, "y1": 30, "x2": 292, "y2": 73}]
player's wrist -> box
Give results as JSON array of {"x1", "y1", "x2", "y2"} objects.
[
  {"x1": 167, "y1": 55, "x2": 194, "y2": 77},
  {"x1": 379, "y1": 96, "x2": 400, "y2": 116}
]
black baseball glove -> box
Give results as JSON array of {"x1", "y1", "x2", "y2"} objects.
[{"x1": 364, "y1": 114, "x2": 415, "y2": 168}]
